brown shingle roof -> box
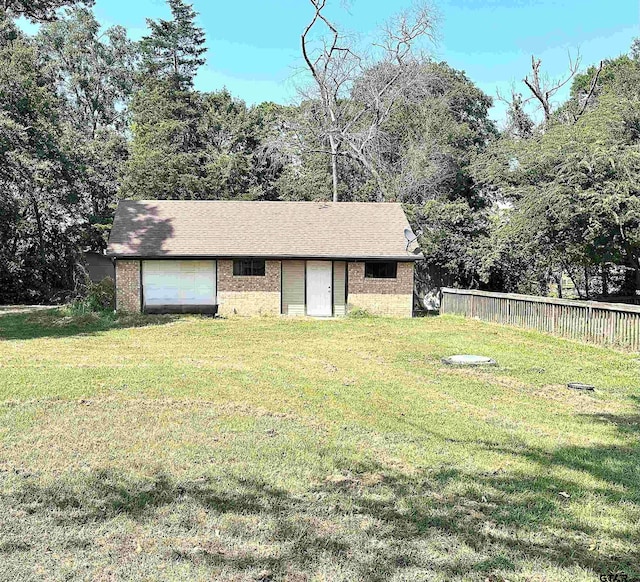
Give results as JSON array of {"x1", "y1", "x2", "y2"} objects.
[{"x1": 107, "y1": 200, "x2": 422, "y2": 260}]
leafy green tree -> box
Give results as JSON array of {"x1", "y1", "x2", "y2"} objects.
[
  {"x1": 200, "y1": 92, "x2": 285, "y2": 200},
  {"x1": 0, "y1": 23, "x2": 80, "y2": 300},
  {"x1": 473, "y1": 54, "x2": 640, "y2": 297},
  {"x1": 38, "y1": 7, "x2": 137, "y2": 137},
  {"x1": 1, "y1": 0, "x2": 91, "y2": 22},
  {"x1": 270, "y1": 101, "x2": 339, "y2": 202},
  {"x1": 503, "y1": 93, "x2": 534, "y2": 139},
  {"x1": 37, "y1": 7, "x2": 137, "y2": 249},
  {"x1": 385, "y1": 62, "x2": 496, "y2": 292},
  {"x1": 407, "y1": 200, "x2": 491, "y2": 291},
  {"x1": 1, "y1": 5, "x2": 137, "y2": 302},
  {"x1": 124, "y1": 0, "x2": 284, "y2": 204},
  {"x1": 385, "y1": 62, "x2": 496, "y2": 205}
]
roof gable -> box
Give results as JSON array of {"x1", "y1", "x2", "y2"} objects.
[{"x1": 107, "y1": 200, "x2": 421, "y2": 260}]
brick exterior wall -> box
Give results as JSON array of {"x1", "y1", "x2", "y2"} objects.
[
  {"x1": 217, "y1": 259, "x2": 281, "y2": 316},
  {"x1": 347, "y1": 261, "x2": 414, "y2": 317},
  {"x1": 114, "y1": 258, "x2": 414, "y2": 317},
  {"x1": 115, "y1": 260, "x2": 141, "y2": 312}
]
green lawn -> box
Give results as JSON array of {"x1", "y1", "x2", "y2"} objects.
[{"x1": 0, "y1": 310, "x2": 638, "y2": 581}]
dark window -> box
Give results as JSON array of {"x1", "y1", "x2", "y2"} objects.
[
  {"x1": 364, "y1": 261, "x2": 397, "y2": 279},
  {"x1": 233, "y1": 259, "x2": 266, "y2": 276}
]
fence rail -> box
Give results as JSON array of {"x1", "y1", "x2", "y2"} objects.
[{"x1": 440, "y1": 288, "x2": 640, "y2": 351}]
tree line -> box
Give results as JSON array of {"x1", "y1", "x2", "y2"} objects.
[{"x1": 1, "y1": 0, "x2": 639, "y2": 304}]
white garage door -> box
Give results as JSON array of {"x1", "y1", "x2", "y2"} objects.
[{"x1": 142, "y1": 260, "x2": 216, "y2": 307}]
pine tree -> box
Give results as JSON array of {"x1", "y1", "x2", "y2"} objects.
[
  {"x1": 121, "y1": 80, "x2": 207, "y2": 200},
  {"x1": 123, "y1": 0, "x2": 208, "y2": 200},
  {"x1": 140, "y1": 0, "x2": 206, "y2": 89}
]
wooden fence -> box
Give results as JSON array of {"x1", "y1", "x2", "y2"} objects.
[{"x1": 440, "y1": 288, "x2": 640, "y2": 351}]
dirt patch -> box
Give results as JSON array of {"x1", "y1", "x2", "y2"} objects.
[{"x1": 0, "y1": 306, "x2": 56, "y2": 316}]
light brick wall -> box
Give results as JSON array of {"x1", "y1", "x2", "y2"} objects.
[
  {"x1": 115, "y1": 260, "x2": 141, "y2": 312},
  {"x1": 347, "y1": 261, "x2": 414, "y2": 317},
  {"x1": 217, "y1": 259, "x2": 281, "y2": 316},
  {"x1": 217, "y1": 291, "x2": 280, "y2": 316},
  {"x1": 348, "y1": 293, "x2": 413, "y2": 317}
]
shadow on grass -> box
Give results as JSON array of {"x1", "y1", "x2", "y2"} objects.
[
  {"x1": 0, "y1": 309, "x2": 180, "y2": 341},
  {"x1": 3, "y1": 414, "x2": 639, "y2": 581},
  {"x1": 586, "y1": 396, "x2": 640, "y2": 439}
]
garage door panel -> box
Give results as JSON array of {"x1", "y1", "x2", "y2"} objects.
[{"x1": 142, "y1": 260, "x2": 216, "y2": 306}]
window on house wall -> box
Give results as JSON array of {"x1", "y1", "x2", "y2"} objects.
[
  {"x1": 364, "y1": 261, "x2": 397, "y2": 279},
  {"x1": 233, "y1": 259, "x2": 266, "y2": 276}
]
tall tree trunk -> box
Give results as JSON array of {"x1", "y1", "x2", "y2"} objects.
[
  {"x1": 601, "y1": 264, "x2": 609, "y2": 297},
  {"x1": 328, "y1": 134, "x2": 339, "y2": 202},
  {"x1": 562, "y1": 262, "x2": 583, "y2": 299},
  {"x1": 9, "y1": 208, "x2": 24, "y2": 257},
  {"x1": 555, "y1": 273, "x2": 563, "y2": 299},
  {"x1": 30, "y1": 192, "x2": 47, "y2": 293},
  {"x1": 584, "y1": 266, "x2": 590, "y2": 300}
]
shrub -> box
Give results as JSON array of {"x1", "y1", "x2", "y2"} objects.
[
  {"x1": 72, "y1": 277, "x2": 115, "y2": 313},
  {"x1": 347, "y1": 306, "x2": 373, "y2": 318}
]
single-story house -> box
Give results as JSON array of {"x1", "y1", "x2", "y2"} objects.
[{"x1": 106, "y1": 200, "x2": 422, "y2": 317}]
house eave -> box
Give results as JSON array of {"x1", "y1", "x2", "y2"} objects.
[{"x1": 107, "y1": 253, "x2": 424, "y2": 262}]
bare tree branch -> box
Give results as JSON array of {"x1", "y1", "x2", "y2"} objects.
[
  {"x1": 523, "y1": 51, "x2": 581, "y2": 122},
  {"x1": 573, "y1": 60, "x2": 604, "y2": 122},
  {"x1": 299, "y1": 0, "x2": 436, "y2": 201}
]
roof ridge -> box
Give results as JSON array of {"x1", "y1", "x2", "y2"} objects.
[{"x1": 121, "y1": 199, "x2": 403, "y2": 205}]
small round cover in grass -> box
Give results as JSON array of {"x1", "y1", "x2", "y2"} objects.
[{"x1": 441, "y1": 354, "x2": 497, "y2": 366}]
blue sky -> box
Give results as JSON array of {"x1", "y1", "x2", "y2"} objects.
[{"x1": 20, "y1": 0, "x2": 640, "y2": 123}]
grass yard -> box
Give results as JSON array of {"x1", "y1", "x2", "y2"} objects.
[{"x1": 0, "y1": 310, "x2": 639, "y2": 581}]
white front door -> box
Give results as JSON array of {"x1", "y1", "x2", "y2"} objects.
[
  {"x1": 306, "y1": 261, "x2": 332, "y2": 316},
  {"x1": 142, "y1": 260, "x2": 216, "y2": 306}
]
